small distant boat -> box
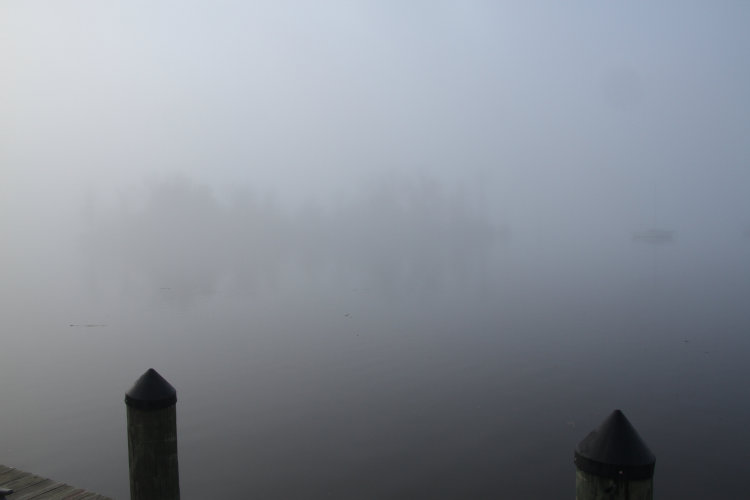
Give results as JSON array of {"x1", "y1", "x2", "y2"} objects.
[{"x1": 632, "y1": 228, "x2": 674, "y2": 244}]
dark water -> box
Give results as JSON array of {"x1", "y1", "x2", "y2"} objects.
[{"x1": 2, "y1": 236, "x2": 749, "y2": 499}]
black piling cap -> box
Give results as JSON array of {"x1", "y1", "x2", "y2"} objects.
[
  {"x1": 574, "y1": 409, "x2": 655, "y2": 480},
  {"x1": 125, "y1": 368, "x2": 177, "y2": 410}
]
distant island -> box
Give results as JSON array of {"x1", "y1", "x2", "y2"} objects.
[{"x1": 632, "y1": 228, "x2": 675, "y2": 244}]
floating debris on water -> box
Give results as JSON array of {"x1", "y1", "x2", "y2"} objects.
[{"x1": 632, "y1": 228, "x2": 675, "y2": 244}]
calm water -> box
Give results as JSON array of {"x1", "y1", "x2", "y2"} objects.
[{"x1": 2, "y1": 235, "x2": 749, "y2": 499}]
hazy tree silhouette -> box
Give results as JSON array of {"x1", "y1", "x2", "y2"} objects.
[{"x1": 82, "y1": 172, "x2": 502, "y2": 301}]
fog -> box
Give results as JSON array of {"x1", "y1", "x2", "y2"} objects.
[{"x1": 2, "y1": 2, "x2": 750, "y2": 499}]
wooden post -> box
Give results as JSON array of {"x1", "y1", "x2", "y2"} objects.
[
  {"x1": 125, "y1": 368, "x2": 180, "y2": 500},
  {"x1": 574, "y1": 410, "x2": 655, "y2": 500}
]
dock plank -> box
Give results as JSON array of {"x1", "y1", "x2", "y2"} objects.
[
  {"x1": 2, "y1": 472, "x2": 48, "y2": 492},
  {"x1": 31, "y1": 485, "x2": 77, "y2": 499},
  {"x1": 12, "y1": 480, "x2": 67, "y2": 500},
  {"x1": 0, "y1": 469, "x2": 29, "y2": 483},
  {"x1": 0, "y1": 466, "x2": 111, "y2": 500}
]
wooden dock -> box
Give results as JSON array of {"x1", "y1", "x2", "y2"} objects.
[{"x1": 0, "y1": 465, "x2": 111, "y2": 500}]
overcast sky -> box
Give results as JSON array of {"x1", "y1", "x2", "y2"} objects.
[{"x1": 2, "y1": 1, "x2": 750, "y2": 276}]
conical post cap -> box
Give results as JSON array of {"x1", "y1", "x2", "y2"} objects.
[
  {"x1": 125, "y1": 368, "x2": 177, "y2": 410},
  {"x1": 574, "y1": 409, "x2": 655, "y2": 479}
]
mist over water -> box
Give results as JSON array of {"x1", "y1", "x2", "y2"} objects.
[
  {"x1": 2, "y1": 173, "x2": 749, "y2": 498},
  {"x1": 2, "y1": 2, "x2": 750, "y2": 499}
]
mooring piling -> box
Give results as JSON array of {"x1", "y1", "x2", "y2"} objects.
[
  {"x1": 125, "y1": 368, "x2": 180, "y2": 500},
  {"x1": 574, "y1": 409, "x2": 655, "y2": 500}
]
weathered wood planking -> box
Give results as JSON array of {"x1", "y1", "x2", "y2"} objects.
[{"x1": 0, "y1": 465, "x2": 112, "y2": 500}]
